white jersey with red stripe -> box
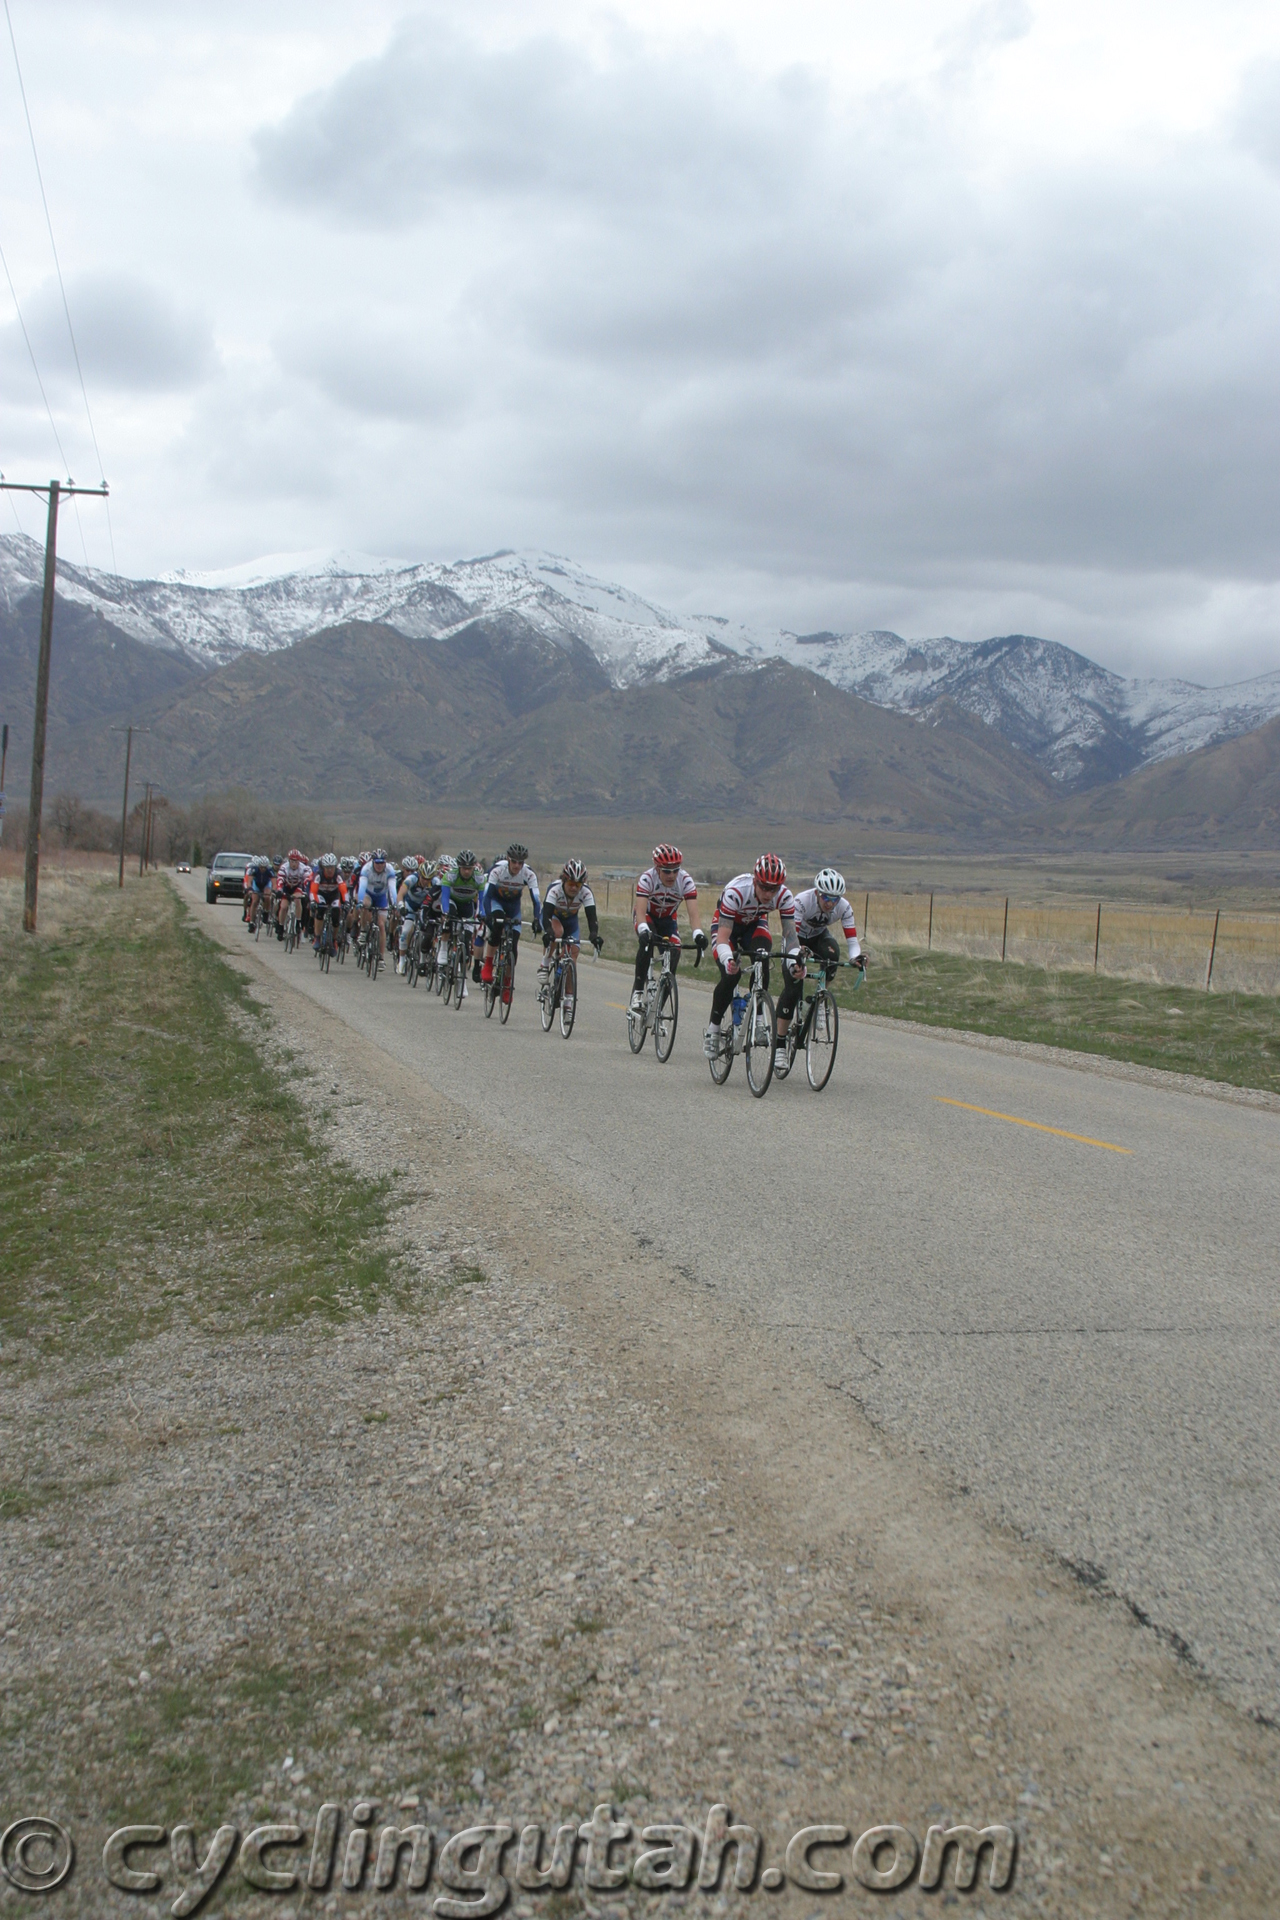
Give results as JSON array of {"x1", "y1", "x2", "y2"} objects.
[
  {"x1": 792, "y1": 887, "x2": 859, "y2": 948},
  {"x1": 716, "y1": 874, "x2": 799, "y2": 951},
  {"x1": 634, "y1": 864, "x2": 698, "y2": 924}
]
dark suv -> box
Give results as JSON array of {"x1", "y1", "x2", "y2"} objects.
[{"x1": 206, "y1": 851, "x2": 254, "y2": 904}]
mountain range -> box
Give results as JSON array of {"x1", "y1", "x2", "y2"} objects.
[
  {"x1": 5, "y1": 537, "x2": 1280, "y2": 789},
  {"x1": 2, "y1": 536, "x2": 1278, "y2": 844}
]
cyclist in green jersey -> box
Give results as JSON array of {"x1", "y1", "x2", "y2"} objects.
[{"x1": 437, "y1": 850, "x2": 485, "y2": 980}]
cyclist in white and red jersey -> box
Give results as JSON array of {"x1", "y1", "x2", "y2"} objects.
[
  {"x1": 273, "y1": 848, "x2": 312, "y2": 940},
  {"x1": 773, "y1": 866, "x2": 863, "y2": 1075},
  {"x1": 704, "y1": 853, "x2": 799, "y2": 1056},
  {"x1": 628, "y1": 844, "x2": 706, "y2": 1013}
]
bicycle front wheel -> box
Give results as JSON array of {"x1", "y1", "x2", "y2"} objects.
[
  {"x1": 559, "y1": 957, "x2": 577, "y2": 1036},
  {"x1": 744, "y1": 989, "x2": 776, "y2": 1097},
  {"x1": 653, "y1": 972, "x2": 678, "y2": 1061},
  {"x1": 708, "y1": 1021, "x2": 734, "y2": 1085},
  {"x1": 498, "y1": 947, "x2": 515, "y2": 1024},
  {"x1": 627, "y1": 983, "x2": 648, "y2": 1053},
  {"x1": 805, "y1": 988, "x2": 839, "y2": 1090},
  {"x1": 452, "y1": 948, "x2": 466, "y2": 1008}
]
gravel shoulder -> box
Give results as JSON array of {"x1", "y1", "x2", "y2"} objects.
[{"x1": 3, "y1": 892, "x2": 1279, "y2": 1918}]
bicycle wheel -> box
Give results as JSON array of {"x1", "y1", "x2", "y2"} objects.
[
  {"x1": 805, "y1": 988, "x2": 839, "y2": 1090},
  {"x1": 559, "y1": 957, "x2": 577, "y2": 1036},
  {"x1": 653, "y1": 972, "x2": 677, "y2": 1061},
  {"x1": 708, "y1": 1017, "x2": 734, "y2": 1085},
  {"x1": 744, "y1": 989, "x2": 776, "y2": 1097},
  {"x1": 540, "y1": 962, "x2": 555, "y2": 1030},
  {"x1": 369, "y1": 934, "x2": 381, "y2": 982},
  {"x1": 627, "y1": 985, "x2": 649, "y2": 1053},
  {"x1": 452, "y1": 946, "x2": 467, "y2": 1008},
  {"x1": 498, "y1": 945, "x2": 515, "y2": 1024},
  {"x1": 406, "y1": 938, "x2": 420, "y2": 988}
]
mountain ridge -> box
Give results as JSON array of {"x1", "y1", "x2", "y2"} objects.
[{"x1": 4, "y1": 535, "x2": 1279, "y2": 791}]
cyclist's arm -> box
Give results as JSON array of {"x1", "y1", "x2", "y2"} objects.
[{"x1": 584, "y1": 900, "x2": 600, "y2": 942}]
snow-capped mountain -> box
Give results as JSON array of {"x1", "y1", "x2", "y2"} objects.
[{"x1": 3, "y1": 535, "x2": 1278, "y2": 787}]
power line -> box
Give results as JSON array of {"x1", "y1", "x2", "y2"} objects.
[
  {"x1": 0, "y1": 232, "x2": 74, "y2": 477},
  {"x1": 3, "y1": 0, "x2": 115, "y2": 572}
]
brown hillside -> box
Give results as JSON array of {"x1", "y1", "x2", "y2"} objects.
[{"x1": 1033, "y1": 713, "x2": 1280, "y2": 847}]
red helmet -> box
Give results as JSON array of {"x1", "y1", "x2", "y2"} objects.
[
  {"x1": 653, "y1": 843, "x2": 682, "y2": 869},
  {"x1": 754, "y1": 852, "x2": 786, "y2": 890},
  {"x1": 287, "y1": 847, "x2": 303, "y2": 864}
]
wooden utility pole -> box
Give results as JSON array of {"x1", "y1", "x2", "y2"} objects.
[
  {"x1": 138, "y1": 782, "x2": 151, "y2": 877},
  {"x1": 111, "y1": 724, "x2": 148, "y2": 887},
  {"x1": 0, "y1": 476, "x2": 109, "y2": 931},
  {"x1": 0, "y1": 721, "x2": 8, "y2": 847},
  {"x1": 1001, "y1": 895, "x2": 1009, "y2": 962}
]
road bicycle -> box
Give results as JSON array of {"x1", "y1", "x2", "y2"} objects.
[
  {"x1": 251, "y1": 891, "x2": 272, "y2": 940},
  {"x1": 776, "y1": 958, "x2": 863, "y2": 1090},
  {"x1": 442, "y1": 916, "x2": 477, "y2": 1009},
  {"x1": 706, "y1": 944, "x2": 777, "y2": 1097},
  {"x1": 482, "y1": 912, "x2": 519, "y2": 1023},
  {"x1": 283, "y1": 893, "x2": 303, "y2": 955},
  {"x1": 627, "y1": 935, "x2": 698, "y2": 1063},
  {"x1": 314, "y1": 901, "x2": 342, "y2": 974},
  {"x1": 539, "y1": 936, "x2": 581, "y2": 1037}
]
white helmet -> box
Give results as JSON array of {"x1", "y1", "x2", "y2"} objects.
[{"x1": 814, "y1": 867, "x2": 845, "y2": 898}]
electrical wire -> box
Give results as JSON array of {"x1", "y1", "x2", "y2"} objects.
[
  {"x1": 0, "y1": 230, "x2": 74, "y2": 477},
  {"x1": 3, "y1": 0, "x2": 115, "y2": 571}
]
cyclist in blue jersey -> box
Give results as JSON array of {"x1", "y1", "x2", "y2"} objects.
[
  {"x1": 357, "y1": 848, "x2": 397, "y2": 962},
  {"x1": 479, "y1": 843, "x2": 542, "y2": 991}
]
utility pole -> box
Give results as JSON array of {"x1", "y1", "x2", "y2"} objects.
[
  {"x1": 111, "y1": 725, "x2": 147, "y2": 887},
  {"x1": 138, "y1": 781, "x2": 151, "y2": 878},
  {"x1": 0, "y1": 721, "x2": 8, "y2": 848},
  {"x1": 1, "y1": 476, "x2": 109, "y2": 931}
]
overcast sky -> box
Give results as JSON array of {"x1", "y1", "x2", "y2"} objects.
[{"x1": 2, "y1": 0, "x2": 1279, "y2": 682}]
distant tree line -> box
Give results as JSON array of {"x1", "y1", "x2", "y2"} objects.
[{"x1": 1, "y1": 788, "x2": 339, "y2": 865}]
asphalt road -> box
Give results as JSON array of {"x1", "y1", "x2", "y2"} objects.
[{"x1": 194, "y1": 883, "x2": 1280, "y2": 1721}]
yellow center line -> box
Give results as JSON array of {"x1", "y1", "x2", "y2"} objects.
[
  {"x1": 606, "y1": 1001, "x2": 632, "y2": 1012},
  {"x1": 934, "y1": 1097, "x2": 1132, "y2": 1155}
]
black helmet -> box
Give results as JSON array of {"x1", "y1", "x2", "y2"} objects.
[
  {"x1": 457, "y1": 849, "x2": 476, "y2": 868},
  {"x1": 507, "y1": 842, "x2": 528, "y2": 863}
]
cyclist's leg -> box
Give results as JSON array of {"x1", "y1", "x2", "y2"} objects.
[{"x1": 776, "y1": 936, "x2": 815, "y2": 1038}]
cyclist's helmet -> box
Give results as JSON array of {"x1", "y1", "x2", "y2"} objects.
[
  {"x1": 457, "y1": 849, "x2": 476, "y2": 869},
  {"x1": 372, "y1": 848, "x2": 387, "y2": 867},
  {"x1": 507, "y1": 842, "x2": 529, "y2": 865},
  {"x1": 401, "y1": 854, "x2": 419, "y2": 874},
  {"x1": 561, "y1": 858, "x2": 587, "y2": 889},
  {"x1": 319, "y1": 852, "x2": 338, "y2": 872},
  {"x1": 339, "y1": 856, "x2": 355, "y2": 874},
  {"x1": 814, "y1": 866, "x2": 845, "y2": 900},
  {"x1": 358, "y1": 849, "x2": 371, "y2": 865},
  {"x1": 653, "y1": 842, "x2": 682, "y2": 869},
  {"x1": 287, "y1": 847, "x2": 303, "y2": 865},
  {"x1": 754, "y1": 852, "x2": 787, "y2": 892}
]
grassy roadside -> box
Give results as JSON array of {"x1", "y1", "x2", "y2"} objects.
[
  {"x1": 0, "y1": 871, "x2": 396, "y2": 1372},
  {"x1": 596, "y1": 907, "x2": 1280, "y2": 1094},
  {"x1": 842, "y1": 945, "x2": 1280, "y2": 1095}
]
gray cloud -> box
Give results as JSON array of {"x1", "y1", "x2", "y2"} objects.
[{"x1": 0, "y1": 271, "x2": 216, "y2": 395}]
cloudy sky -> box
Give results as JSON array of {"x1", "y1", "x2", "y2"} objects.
[{"x1": 2, "y1": 0, "x2": 1279, "y2": 682}]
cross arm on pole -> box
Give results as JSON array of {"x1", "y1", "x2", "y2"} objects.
[{"x1": 0, "y1": 478, "x2": 109, "y2": 498}]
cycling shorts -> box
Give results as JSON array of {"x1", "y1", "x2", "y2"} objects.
[
  {"x1": 362, "y1": 888, "x2": 391, "y2": 912},
  {"x1": 548, "y1": 910, "x2": 579, "y2": 942},
  {"x1": 487, "y1": 895, "x2": 523, "y2": 929},
  {"x1": 638, "y1": 912, "x2": 680, "y2": 946}
]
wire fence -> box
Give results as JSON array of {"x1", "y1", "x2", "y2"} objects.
[{"x1": 595, "y1": 875, "x2": 1280, "y2": 996}]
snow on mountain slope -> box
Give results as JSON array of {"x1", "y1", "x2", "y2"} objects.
[{"x1": 3, "y1": 534, "x2": 1279, "y2": 785}]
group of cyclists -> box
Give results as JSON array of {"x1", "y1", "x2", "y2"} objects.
[{"x1": 237, "y1": 842, "x2": 864, "y2": 1079}]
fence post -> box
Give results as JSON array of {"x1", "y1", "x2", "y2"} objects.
[
  {"x1": 863, "y1": 890, "x2": 869, "y2": 935},
  {"x1": 927, "y1": 891, "x2": 934, "y2": 952},
  {"x1": 1001, "y1": 896, "x2": 1009, "y2": 962},
  {"x1": 1093, "y1": 902, "x2": 1101, "y2": 973},
  {"x1": 1205, "y1": 908, "x2": 1220, "y2": 991}
]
